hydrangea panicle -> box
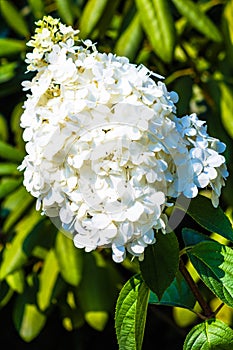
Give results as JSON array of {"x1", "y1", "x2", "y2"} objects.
[{"x1": 19, "y1": 16, "x2": 228, "y2": 263}]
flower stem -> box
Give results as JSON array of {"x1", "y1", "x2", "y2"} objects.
[{"x1": 179, "y1": 258, "x2": 213, "y2": 319}]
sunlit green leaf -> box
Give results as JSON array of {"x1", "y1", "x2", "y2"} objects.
[
  {"x1": 0, "y1": 114, "x2": 8, "y2": 141},
  {"x1": 188, "y1": 240, "x2": 233, "y2": 307},
  {"x1": 115, "y1": 274, "x2": 149, "y2": 350},
  {"x1": 0, "y1": 177, "x2": 22, "y2": 199},
  {"x1": 222, "y1": 0, "x2": 233, "y2": 64},
  {"x1": 115, "y1": 13, "x2": 143, "y2": 61},
  {"x1": 171, "y1": 0, "x2": 222, "y2": 42},
  {"x1": 1, "y1": 1, "x2": 30, "y2": 38},
  {"x1": 79, "y1": 0, "x2": 108, "y2": 38},
  {"x1": 55, "y1": 231, "x2": 83, "y2": 286},
  {"x1": 135, "y1": 0, "x2": 176, "y2": 62},
  {"x1": 183, "y1": 319, "x2": 233, "y2": 350},
  {"x1": 139, "y1": 231, "x2": 179, "y2": 299},
  {"x1": 149, "y1": 270, "x2": 196, "y2": 310},
  {"x1": 0, "y1": 280, "x2": 13, "y2": 308},
  {"x1": 55, "y1": 0, "x2": 74, "y2": 25},
  {"x1": 0, "y1": 210, "x2": 42, "y2": 280},
  {"x1": 27, "y1": 0, "x2": 44, "y2": 19},
  {"x1": 10, "y1": 102, "x2": 25, "y2": 150},
  {"x1": 219, "y1": 82, "x2": 233, "y2": 140},
  {"x1": 0, "y1": 163, "x2": 19, "y2": 176},
  {"x1": 6, "y1": 269, "x2": 25, "y2": 293},
  {"x1": 37, "y1": 249, "x2": 60, "y2": 311},
  {"x1": 2, "y1": 186, "x2": 34, "y2": 232},
  {"x1": 13, "y1": 289, "x2": 46, "y2": 342},
  {"x1": 0, "y1": 61, "x2": 17, "y2": 83},
  {"x1": 0, "y1": 140, "x2": 25, "y2": 162}
]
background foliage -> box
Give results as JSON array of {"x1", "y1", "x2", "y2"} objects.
[{"x1": 0, "y1": 0, "x2": 233, "y2": 349}]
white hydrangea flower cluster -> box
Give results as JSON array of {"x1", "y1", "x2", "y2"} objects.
[{"x1": 19, "y1": 16, "x2": 228, "y2": 262}]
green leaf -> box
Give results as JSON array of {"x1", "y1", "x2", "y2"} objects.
[
  {"x1": 139, "y1": 231, "x2": 179, "y2": 299},
  {"x1": 10, "y1": 102, "x2": 25, "y2": 150},
  {"x1": 0, "y1": 38, "x2": 26, "y2": 57},
  {"x1": 222, "y1": 0, "x2": 233, "y2": 64},
  {"x1": 0, "y1": 114, "x2": 8, "y2": 141},
  {"x1": 13, "y1": 290, "x2": 46, "y2": 342},
  {"x1": 219, "y1": 82, "x2": 233, "y2": 140},
  {"x1": 149, "y1": 270, "x2": 196, "y2": 310},
  {"x1": 60, "y1": 291, "x2": 85, "y2": 331},
  {"x1": 0, "y1": 140, "x2": 25, "y2": 162},
  {"x1": 1, "y1": 1, "x2": 30, "y2": 38},
  {"x1": 0, "y1": 210, "x2": 42, "y2": 280},
  {"x1": 115, "y1": 13, "x2": 143, "y2": 61},
  {"x1": 37, "y1": 249, "x2": 60, "y2": 311},
  {"x1": 2, "y1": 186, "x2": 34, "y2": 232},
  {"x1": 184, "y1": 195, "x2": 233, "y2": 243},
  {"x1": 55, "y1": 0, "x2": 74, "y2": 25},
  {"x1": 115, "y1": 274, "x2": 150, "y2": 350},
  {"x1": 135, "y1": 0, "x2": 176, "y2": 63},
  {"x1": 0, "y1": 61, "x2": 17, "y2": 83},
  {"x1": 6, "y1": 269, "x2": 25, "y2": 294},
  {"x1": 183, "y1": 318, "x2": 233, "y2": 350},
  {"x1": 76, "y1": 251, "x2": 116, "y2": 331},
  {"x1": 55, "y1": 231, "x2": 83, "y2": 286},
  {"x1": 97, "y1": 0, "x2": 121, "y2": 37},
  {"x1": 182, "y1": 228, "x2": 212, "y2": 247},
  {"x1": 0, "y1": 177, "x2": 22, "y2": 199},
  {"x1": 27, "y1": 0, "x2": 44, "y2": 19},
  {"x1": 188, "y1": 240, "x2": 233, "y2": 307},
  {"x1": 0, "y1": 280, "x2": 14, "y2": 308},
  {"x1": 79, "y1": 0, "x2": 108, "y2": 38},
  {"x1": 171, "y1": 0, "x2": 222, "y2": 42},
  {"x1": 0, "y1": 163, "x2": 20, "y2": 176}
]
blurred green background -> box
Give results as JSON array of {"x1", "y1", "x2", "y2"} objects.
[{"x1": 0, "y1": 0, "x2": 233, "y2": 349}]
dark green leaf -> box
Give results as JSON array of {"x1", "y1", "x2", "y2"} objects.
[
  {"x1": 184, "y1": 318, "x2": 233, "y2": 350},
  {"x1": 1, "y1": 1, "x2": 30, "y2": 38},
  {"x1": 115, "y1": 274, "x2": 150, "y2": 350},
  {"x1": 149, "y1": 270, "x2": 196, "y2": 310},
  {"x1": 55, "y1": 231, "x2": 83, "y2": 286},
  {"x1": 184, "y1": 195, "x2": 233, "y2": 243},
  {"x1": 171, "y1": 0, "x2": 222, "y2": 42},
  {"x1": 135, "y1": 0, "x2": 176, "y2": 62},
  {"x1": 76, "y1": 251, "x2": 117, "y2": 331},
  {"x1": 140, "y1": 231, "x2": 179, "y2": 299},
  {"x1": 188, "y1": 240, "x2": 233, "y2": 307},
  {"x1": 182, "y1": 228, "x2": 212, "y2": 247},
  {"x1": 97, "y1": 0, "x2": 121, "y2": 37}
]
